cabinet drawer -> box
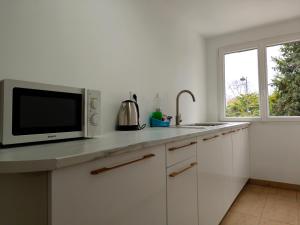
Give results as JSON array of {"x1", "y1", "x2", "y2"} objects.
[
  {"x1": 50, "y1": 145, "x2": 166, "y2": 225},
  {"x1": 166, "y1": 137, "x2": 197, "y2": 167},
  {"x1": 167, "y1": 157, "x2": 198, "y2": 225}
]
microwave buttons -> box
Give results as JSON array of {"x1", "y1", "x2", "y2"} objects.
[
  {"x1": 89, "y1": 113, "x2": 99, "y2": 126},
  {"x1": 90, "y1": 98, "x2": 98, "y2": 109}
]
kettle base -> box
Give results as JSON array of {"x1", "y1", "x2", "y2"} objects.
[{"x1": 116, "y1": 125, "x2": 140, "y2": 131}]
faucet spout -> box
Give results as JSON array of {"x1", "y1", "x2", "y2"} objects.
[{"x1": 176, "y1": 90, "x2": 196, "y2": 126}]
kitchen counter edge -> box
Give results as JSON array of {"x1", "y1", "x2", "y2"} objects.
[{"x1": 0, "y1": 122, "x2": 250, "y2": 173}]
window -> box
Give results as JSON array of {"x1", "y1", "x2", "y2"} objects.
[
  {"x1": 224, "y1": 49, "x2": 260, "y2": 118},
  {"x1": 219, "y1": 33, "x2": 300, "y2": 121},
  {"x1": 267, "y1": 41, "x2": 300, "y2": 117}
]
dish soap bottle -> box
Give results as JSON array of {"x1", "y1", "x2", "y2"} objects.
[{"x1": 152, "y1": 93, "x2": 163, "y2": 120}]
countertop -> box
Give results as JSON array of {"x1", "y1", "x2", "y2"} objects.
[{"x1": 0, "y1": 122, "x2": 249, "y2": 173}]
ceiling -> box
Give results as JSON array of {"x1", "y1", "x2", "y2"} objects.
[{"x1": 159, "y1": 0, "x2": 300, "y2": 37}]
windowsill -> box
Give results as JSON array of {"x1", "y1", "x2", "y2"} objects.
[{"x1": 220, "y1": 116, "x2": 300, "y2": 123}]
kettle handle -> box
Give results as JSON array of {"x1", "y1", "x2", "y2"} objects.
[
  {"x1": 133, "y1": 101, "x2": 140, "y2": 122},
  {"x1": 133, "y1": 100, "x2": 146, "y2": 130}
]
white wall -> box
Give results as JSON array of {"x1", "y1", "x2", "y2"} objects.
[
  {"x1": 250, "y1": 122, "x2": 300, "y2": 185},
  {"x1": 206, "y1": 17, "x2": 300, "y2": 185},
  {"x1": 0, "y1": 0, "x2": 207, "y2": 132}
]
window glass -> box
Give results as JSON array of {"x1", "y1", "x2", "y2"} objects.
[
  {"x1": 224, "y1": 49, "x2": 260, "y2": 117},
  {"x1": 267, "y1": 41, "x2": 300, "y2": 116}
]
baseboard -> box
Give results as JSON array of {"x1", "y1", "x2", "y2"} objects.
[{"x1": 249, "y1": 178, "x2": 300, "y2": 191}]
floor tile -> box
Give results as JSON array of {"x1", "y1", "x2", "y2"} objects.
[
  {"x1": 243, "y1": 184, "x2": 270, "y2": 195},
  {"x1": 268, "y1": 188, "x2": 297, "y2": 202},
  {"x1": 232, "y1": 191, "x2": 267, "y2": 217},
  {"x1": 259, "y1": 218, "x2": 293, "y2": 225},
  {"x1": 262, "y1": 197, "x2": 298, "y2": 225},
  {"x1": 297, "y1": 192, "x2": 300, "y2": 202},
  {"x1": 221, "y1": 211, "x2": 260, "y2": 225},
  {"x1": 298, "y1": 204, "x2": 300, "y2": 225}
]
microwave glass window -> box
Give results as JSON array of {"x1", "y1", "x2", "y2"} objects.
[{"x1": 12, "y1": 88, "x2": 82, "y2": 135}]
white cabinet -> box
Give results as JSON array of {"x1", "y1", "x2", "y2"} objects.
[
  {"x1": 197, "y1": 127, "x2": 250, "y2": 225},
  {"x1": 166, "y1": 138, "x2": 198, "y2": 225},
  {"x1": 232, "y1": 128, "x2": 250, "y2": 199},
  {"x1": 197, "y1": 133, "x2": 230, "y2": 225},
  {"x1": 219, "y1": 131, "x2": 235, "y2": 210},
  {"x1": 166, "y1": 137, "x2": 197, "y2": 167},
  {"x1": 48, "y1": 126, "x2": 249, "y2": 225},
  {"x1": 167, "y1": 157, "x2": 198, "y2": 225},
  {"x1": 50, "y1": 145, "x2": 166, "y2": 225}
]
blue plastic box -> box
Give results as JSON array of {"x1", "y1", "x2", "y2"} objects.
[{"x1": 150, "y1": 117, "x2": 170, "y2": 127}]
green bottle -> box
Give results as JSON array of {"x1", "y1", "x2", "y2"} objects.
[{"x1": 152, "y1": 93, "x2": 163, "y2": 120}]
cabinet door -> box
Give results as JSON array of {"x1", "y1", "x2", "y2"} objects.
[
  {"x1": 50, "y1": 145, "x2": 166, "y2": 225},
  {"x1": 167, "y1": 157, "x2": 198, "y2": 225},
  {"x1": 242, "y1": 128, "x2": 250, "y2": 181},
  {"x1": 232, "y1": 128, "x2": 250, "y2": 198},
  {"x1": 197, "y1": 133, "x2": 229, "y2": 225},
  {"x1": 219, "y1": 132, "x2": 234, "y2": 210}
]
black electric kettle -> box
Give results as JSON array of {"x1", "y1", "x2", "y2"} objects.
[{"x1": 116, "y1": 94, "x2": 146, "y2": 130}]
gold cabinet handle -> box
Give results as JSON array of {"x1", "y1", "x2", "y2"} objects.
[
  {"x1": 222, "y1": 130, "x2": 236, "y2": 136},
  {"x1": 90, "y1": 153, "x2": 155, "y2": 175},
  {"x1": 203, "y1": 135, "x2": 219, "y2": 141},
  {"x1": 169, "y1": 162, "x2": 197, "y2": 177},
  {"x1": 168, "y1": 141, "x2": 197, "y2": 151}
]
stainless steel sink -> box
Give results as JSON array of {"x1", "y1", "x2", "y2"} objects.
[
  {"x1": 174, "y1": 125, "x2": 208, "y2": 129},
  {"x1": 174, "y1": 122, "x2": 228, "y2": 129},
  {"x1": 183, "y1": 122, "x2": 227, "y2": 127}
]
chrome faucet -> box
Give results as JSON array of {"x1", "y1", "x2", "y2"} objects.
[{"x1": 176, "y1": 90, "x2": 196, "y2": 126}]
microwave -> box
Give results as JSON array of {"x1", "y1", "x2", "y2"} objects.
[{"x1": 0, "y1": 79, "x2": 101, "y2": 145}]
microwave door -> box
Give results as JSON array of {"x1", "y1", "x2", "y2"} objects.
[
  {"x1": 2, "y1": 86, "x2": 85, "y2": 145},
  {"x1": 12, "y1": 88, "x2": 83, "y2": 136}
]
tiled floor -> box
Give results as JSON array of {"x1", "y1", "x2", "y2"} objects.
[{"x1": 220, "y1": 184, "x2": 300, "y2": 225}]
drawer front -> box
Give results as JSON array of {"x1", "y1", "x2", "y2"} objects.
[
  {"x1": 166, "y1": 137, "x2": 197, "y2": 167},
  {"x1": 50, "y1": 145, "x2": 166, "y2": 225},
  {"x1": 167, "y1": 157, "x2": 198, "y2": 225}
]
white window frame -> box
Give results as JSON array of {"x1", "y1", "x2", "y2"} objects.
[{"x1": 218, "y1": 32, "x2": 300, "y2": 122}]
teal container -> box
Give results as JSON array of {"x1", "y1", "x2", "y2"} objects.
[{"x1": 150, "y1": 118, "x2": 170, "y2": 127}]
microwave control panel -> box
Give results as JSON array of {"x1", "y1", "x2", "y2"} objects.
[{"x1": 85, "y1": 89, "x2": 101, "y2": 137}]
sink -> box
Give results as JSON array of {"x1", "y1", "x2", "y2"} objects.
[
  {"x1": 174, "y1": 122, "x2": 228, "y2": 129},
  {"x1": 183, "y1": 122, "x2": 228, "y2": 127},
  {"x1": 174, "y1": 125, "x2": 208, "y2": 129}
]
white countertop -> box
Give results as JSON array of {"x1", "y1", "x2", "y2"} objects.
[{"x1": 0, "y1": 122, "x2": 249, "y2": 173}]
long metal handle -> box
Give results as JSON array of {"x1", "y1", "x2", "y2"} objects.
[
  {"x1": 90, "y1": 153, "x2": 155, "y2": 175},
  {"x1": 203, "y1": 135, "x2": 219, "y2": 141},
  {"x1": 222, "y1": 130, "x2": 236, "y2": 136},
  {"x1": 169, "y1": 162, "x2": 197, "y2": 177},
  {"x1": 168, "y1": 141, "x2": 197, "y2": 151}
]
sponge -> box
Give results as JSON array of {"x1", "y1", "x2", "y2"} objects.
[{"x1": 152, "y1": 111, "x2": 163, "y2": 120}]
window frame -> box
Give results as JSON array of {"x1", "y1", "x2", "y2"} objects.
[{"x1": 218, "y1": 32, "x2": 300, "y2": 122}]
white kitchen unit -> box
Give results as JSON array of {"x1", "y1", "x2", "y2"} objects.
[
  {"x1": 219, "y1": 130, "x2": 235, "y2": 210},
  {"x1": 197, "y1": 127, "x2": 249, "y2": 225},
  {"x1": 166, "y1": 137, "x2": 197, "y2": 167},
  {"x1": 166, "y1": 138, "x2": 198, "y2": 225},
  {"x1": 0, "y1": 123, "x2": 250, "y2": 225},
  {"x1": 197, "y1": 132, "x2": 231, "y2": 225},
  {"x1": 232, "y1": 128, "x2": 250, "y2": 199},
  {"x1": 167, "y1": 157, "x2": 198, "y2": 225},
  {"x1": 50, "y1": 145, "x2": 166, "y2": 225}
]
